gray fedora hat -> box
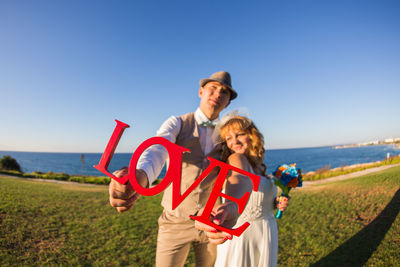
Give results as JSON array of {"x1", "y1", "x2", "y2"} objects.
[{"x1": 199, "y1": 71, "x2": 237, "y2": 100}]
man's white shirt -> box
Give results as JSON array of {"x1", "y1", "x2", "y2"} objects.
[{"x1": 137, "y1": 108, "x2": 220, "y2": 185}]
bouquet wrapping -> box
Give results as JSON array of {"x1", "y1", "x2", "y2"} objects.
[{"x1": 273, "y1": 164, "x2": 303, "y2": 219}]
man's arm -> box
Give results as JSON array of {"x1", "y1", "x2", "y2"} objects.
[
  {"x1": 108, "y1": 116, "x2": 181, "y2": 212},
  {"x1": 137, "y1": 116, "x2": 181, "y2": 185}
]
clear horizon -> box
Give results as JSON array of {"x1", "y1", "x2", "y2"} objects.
[
  {"x1": 1, "y1": 1, "x2": 399, "y2": 153},
  {"x1": 1, "y1": 139, "x2": 398, "y2": 154}
]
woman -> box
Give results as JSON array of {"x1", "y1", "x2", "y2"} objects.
[{"x1": 214, "y1": 115, "x2": 286, "y2": 267}]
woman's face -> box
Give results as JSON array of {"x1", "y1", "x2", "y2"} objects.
[{"x1": 224, "y1": 128, "x2": 251, "y2": 154}]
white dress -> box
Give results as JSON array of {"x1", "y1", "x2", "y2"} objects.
[{"x1": 214, "y1": 176, "x2": 278, "y2": 267}]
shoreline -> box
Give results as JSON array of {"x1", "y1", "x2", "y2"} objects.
[
  {"x1": 2, "y1": 162, "x2": 400, "y2": 188},
  {"x1": 1, "y1": 153, "x2": 400, "y2": 186},
  {"x1": 2, "y1": 144, "x2": 400, "y2": 177},
  {"x1": 302, "y1": 154, "x2": 400, "y2": 180},
  {"x1": 333, "y1": 142, "x2": 400, "y2": 149},
  {"x1": 303, "y1": 160, "x2": 383, "y2": 176},
  {"x1": 301, "y1": 163, "x2": 400, "y2": 188}
]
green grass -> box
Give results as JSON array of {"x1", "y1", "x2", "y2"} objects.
[
  {"x1": 303, "y1": 155, "x2": 400, "y2": 181},
  {"x1": 0, "y1": 178, "x2": 162, "y2": 266},
  {"x1": 279, "y1": 166, "x2": 400, "y2": 266},
  {"x1": 1, "y1": 166, "x2": 400, "y2": 266}
]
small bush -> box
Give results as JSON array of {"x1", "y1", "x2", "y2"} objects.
[
  {"x1": 0, "y1": 155, "x2": 22, "y2": 172},
  {"x1": 69, "y1": 176, "x2": 85, "y2": 183},
  {"x1": 83, "y1": 176, "x2": 110, "y2": 185},
  {"x1": 42, "y1": 171, "x2": 54, "y2": 179},
  {"x1": 91, "y1": 177, "x2": 105, "y2": 185},
  {"x1": 42, "y1": 172, "x2": 70, "y2": 181},
  {"x1": 0, "y1": 169, "x2": 22, "y2": 176},
  {"x1": 22, "y1": 173, "x2": 36, "y2": 178},
  {"x1": 384, "y1": 155, "x2": 400, "y2": 165},
  {"x1": 23, "y1": 171, "x2": 45, "y2": 178},
  {"x1": 315, "y1": 165, "x2": 331, "y2": 175}
]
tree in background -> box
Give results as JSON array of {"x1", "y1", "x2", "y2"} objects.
[{"x1": 0, "y1": 155, "x2": 22, "y2": 172}]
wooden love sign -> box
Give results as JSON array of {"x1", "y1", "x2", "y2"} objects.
[{"x1": 94, "y1": 120, "x2": 260, "y2": 236}]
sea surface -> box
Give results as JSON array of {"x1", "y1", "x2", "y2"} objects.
[{"x1": 1, "y1": 145, "x2": 399, "y2": 177}]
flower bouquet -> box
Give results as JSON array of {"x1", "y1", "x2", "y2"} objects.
[{"x1": 273, "y1": 164, "x2": 303, "y2": 219}]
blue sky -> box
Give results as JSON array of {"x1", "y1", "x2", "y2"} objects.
[{"x1": 1, "y1": 0, "x2": 399, "y2": 153}]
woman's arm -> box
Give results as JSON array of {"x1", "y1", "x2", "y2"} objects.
[
  {"x1": 194, "y1": 153, "x2": 256, "y2": 244},
  {"x1": 223, "y1": 153, "x2": 254, "y2": 203}
]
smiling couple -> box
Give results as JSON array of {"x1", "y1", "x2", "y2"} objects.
[{"x1": 109, "y1": 71, "x2": 288, "y2": 267}]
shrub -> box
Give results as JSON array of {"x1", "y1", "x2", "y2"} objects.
[
  {"x1": 83, "y1": 176, "x2": 110, "y2": 185},
  {"x1": 22, "y1": 173, "x2": 36, "y2": 178},
  {"x1": 55, "y1": 173, "x2": 70, "y2": 181},
  {"x1": 315, "y1": 165, "x2": 331, "y2": 175},
  {"x1": 0, "y1": 170, "x2": 22, "y2": 176},
  {"x1": 0, "y1": 155, "x2": 22, "y2": 172},
  {"x1": 42, "y1": 172, "x2": 70, "y2": 181},
  {"x1": 69, "y1": 176, "x2": 85, "y2": 183}
]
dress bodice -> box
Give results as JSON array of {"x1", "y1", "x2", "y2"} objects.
[
  {"x1": 216, "y1": 173, "x2": 279, "y2": 267},
  {"x1": 238, "y1": 176, "x2": 277, "y2": 222}
]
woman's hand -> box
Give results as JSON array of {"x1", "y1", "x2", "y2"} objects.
[
  {"x1": 194, "y1": 202, "x2": 238, "y2": 244},
  {"x1": 276, "y1": 196, "x2": 290, "y2": 211}
]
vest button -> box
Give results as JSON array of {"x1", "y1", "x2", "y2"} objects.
[
  {"x1": 198, "y1": 188, "x2": 203, "y2": 193},
  {"x1": 197, "y1": 203, "x2": 202, "y2": 209}
]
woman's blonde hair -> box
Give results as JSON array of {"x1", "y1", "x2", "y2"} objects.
[{"x1": 219, "y1": 116, "x2": 267, "y2": 176}]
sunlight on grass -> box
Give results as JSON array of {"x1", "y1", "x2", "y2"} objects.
[{"x1": 1, "y1": 166, "x2": 399, "y2": 266}]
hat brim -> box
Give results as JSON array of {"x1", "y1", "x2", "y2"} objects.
[{"x1": 199, "y1": 78, "x2": 237, "y2": 100}]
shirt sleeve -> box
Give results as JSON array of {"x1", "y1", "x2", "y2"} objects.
[{"x1": 137, "y1": 115, "x2": 181, "y2": 185}]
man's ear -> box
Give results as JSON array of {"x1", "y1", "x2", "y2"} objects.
[{"x1": 198, "y1": 87, "x2": 204, "y2": 98}]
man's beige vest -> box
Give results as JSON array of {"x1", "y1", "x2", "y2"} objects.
[{"x1": 160, "y1": 112, "x2": 222, "y2": 221}]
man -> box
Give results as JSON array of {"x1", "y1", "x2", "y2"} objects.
[{"x1": 109, "y1": 71, "x2": 252, "y2": 267}]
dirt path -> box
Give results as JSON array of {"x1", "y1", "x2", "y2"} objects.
[
  {"x1": 0, "y1": 174, "x2": 106, "y2": 187},
  {"x1": 301, "y1": 163, "x2": 400, "y2": 188},
  {"x1": 2, "y1": 163, "x2": 400, "y2": 189}
]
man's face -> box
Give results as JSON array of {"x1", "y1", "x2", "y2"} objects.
[{"x1": 199, "y1": 81, "x2": 231, "y2": 115}]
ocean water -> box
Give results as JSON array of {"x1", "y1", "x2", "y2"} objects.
[{"x1": 1, "y1": 145, "x2": 399, "y2": 177}]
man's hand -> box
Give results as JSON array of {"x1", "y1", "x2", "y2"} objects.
[
  {"x1": 109, "y1": 167, "x2": 149, "y2": 213},
  {"x1": 194, "y1": 202, "x2": 239, "y2": 245}
]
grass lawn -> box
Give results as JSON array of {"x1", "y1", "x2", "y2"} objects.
[
  {"x1": 279, "y1": 166, "x2": 400, "y2": 266},
  {"x1": 1, "y1": 166, "x2": 399, "y2": 266}
]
